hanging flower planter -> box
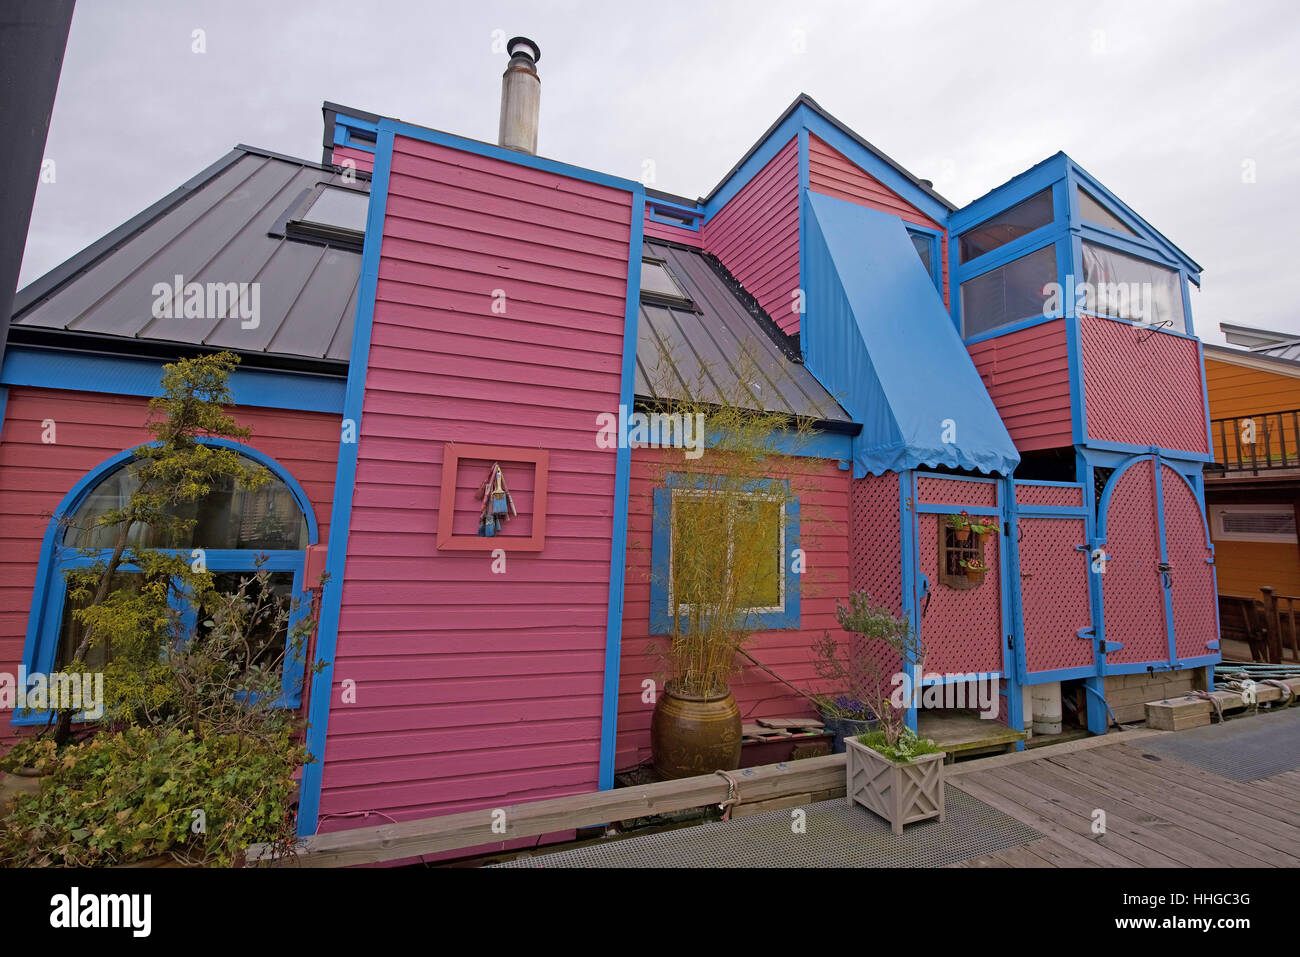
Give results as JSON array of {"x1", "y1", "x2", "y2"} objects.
[
  {"x1": 972, "y1": 520, "x2": 1000, "y2": 545},
  {"x1": 946, "y1": 512, "x2": 972, "y2": 543},
  {"x1": 960, "y1": 558, "x2": 986, "y2": 585}
]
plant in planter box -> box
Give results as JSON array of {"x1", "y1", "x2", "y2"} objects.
[
  {"x1": 835, "y1": 590, "x2": 946, "y2": 834},
  {"x1": 970, "y1": 519, "x2": 1000, "y2": 544},
  {"x1": 646, "y1": 351, "x2": 818, "y2": 780},
  {"x1": 809, "y1": 631, "x2": 878, "y2": 752},
  {"x1": 946, "y1": 512, "x2": 972, "y2": 542}
]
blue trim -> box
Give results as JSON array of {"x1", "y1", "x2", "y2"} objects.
[
  {"x1": 797, "y1": 127, "x2": 810, "y2": 359},
  {"x1": 646, "y1": 199, "x2": 701, "y2": 232},
  {"x1": 0, "y1": 346, "x2": 345, "y2": 414},
  {"x1": 333, "y1": 114, "x2": 379, "y2": 154},
  {"x1": 0, "y1": 385, "x2": 7, "y2": 444},
  {"x1": 648, "y1": 477, "x2": 802, "y2": 636},
  {"x1": 597, "y1": 189, "x2": 646, "y2": 791},
  {"x1": 900, "y1": 470, "x2": 918, "y2": 735},
  {"x1": 296, "y1": 126, "x2": 395, "y2": 838},
  {"x1": 11, "y1": 438, "x2": 318, "y2": 727},
  {"x1": 906, "y1": 224, "x2": 943, "y2": 293},
  {"x1": 949, "y1": 154, "x2": 1069, "y2": 235},
  {"x1": 704, "y1": 109, "x2": 805, "y2": 220}
]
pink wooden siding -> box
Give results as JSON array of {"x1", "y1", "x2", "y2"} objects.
[
  {"x1": 1161, "y1": 465, "x2": 1218, "y2": 661},
  {"x1": 702, "y1": 138, "x2": 801, "y2": 336},
  {"x1": 643, "y1": 208, "x2": 702, "y2": 248},
  {"x1": 613, "y1": 449, "x2": 850, "y2": 771},
  {"x1": 807, "y1": 134, "x2": 950, "y2": 308},
  {"x1": 1101, "y1": 460, "x2": 1169, "y2": 666},
  {"x1": 967, "y1": 320, "x2": 1073, "y2": 452},
  {"x1": 1018, "y1": 516, "x2": 1093, "y2": 673},
  {"x1": 0, "y1": 386, "x2": 340, "y2": 749},
  {"x1": 331, "y1": 145, "x2": 375, "y2": 175},
  {"x1": 317, "y1": 134, "x2": 633, "y2": 828},
  {"x1": 1080, "y1": 314, "x2": 1209, "y2": 454}
]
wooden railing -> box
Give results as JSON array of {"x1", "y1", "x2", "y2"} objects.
[
  {"x1": 1261, "y1": 586, "x2": 1300, "y2": 663},
  {"x1": 1210, "y1": 409, "x2": 1300, "y2": 474}
]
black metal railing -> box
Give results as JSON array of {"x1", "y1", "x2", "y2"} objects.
[{"x1": 1210, "y1": 409, "x2": 1300, "y2": 475}]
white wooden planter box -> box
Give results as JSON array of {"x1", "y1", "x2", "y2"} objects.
[{"x1": 845, "y1": 737, "x2": 946, "y2": 835}]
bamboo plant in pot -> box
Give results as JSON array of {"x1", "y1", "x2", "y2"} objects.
[
  {"x1": 646, "y1": 355, "x2": 813, "y2": 780},
  {"x1": 835, "y1": 591, "x2": 947, "y2": 834}
]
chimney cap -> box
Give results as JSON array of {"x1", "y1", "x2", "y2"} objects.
[{"x1": 506, "y1": 36, "x2": 540, "y2": 64}]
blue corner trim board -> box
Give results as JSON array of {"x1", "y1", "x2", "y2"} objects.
[
  {"x1": 12, "y1": 437, "x2": 319, "y2": 727},
  {"x1": 598, "y1": 187, "x2": 646, "y2": 791},
  {"x1": 296, "y1": 126, "x2": 396, "y2": 838},
  {"x1": 0, "y1": 346, "x2": 345, "y2": 415}
]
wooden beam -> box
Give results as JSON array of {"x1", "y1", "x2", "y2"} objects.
[{"x1": 251, "y1": 755, "x2": 848, "y2": 868}]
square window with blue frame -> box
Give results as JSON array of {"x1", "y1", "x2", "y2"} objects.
[{"x1": 650, "y1": 474, "x2": 801, "y2": 635}]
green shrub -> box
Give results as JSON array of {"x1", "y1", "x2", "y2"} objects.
[
  {"x1": 0, "y1": 726, "x2": 304, "y2": 867},
  {"x1": 853, "y1": 728, "x2": 943, "y2": 764}
]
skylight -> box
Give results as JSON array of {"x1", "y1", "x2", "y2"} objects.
[
  {"x1": 288, "y1": 185, "x2": 369, "y2": 243},
  {"x1": 640, "y1": 259, "x2": 691, "y2": 304}
]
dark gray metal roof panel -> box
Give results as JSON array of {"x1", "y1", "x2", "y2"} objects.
[
  {"x1": 635, "y1": 239, "x2": 850, "y2": 422},
  {"x1": 13, "y1": 149, "x2": 364, "y2": 367}
]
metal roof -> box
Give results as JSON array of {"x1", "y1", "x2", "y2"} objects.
[
  {"x1": 12, "y1": 146, "x2": 363, "y2": 371},
  {"x1": 635, "y1": 239, "x2": 851, "y2": 423}
]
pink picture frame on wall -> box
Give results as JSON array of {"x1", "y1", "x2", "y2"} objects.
[{"x1": 435, "y1": 442, "x2": 550, "y2": 552}]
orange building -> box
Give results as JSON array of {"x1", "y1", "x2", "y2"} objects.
[{"x1": 1205, "y1": 323, "x2": 1300, "y2": 661}]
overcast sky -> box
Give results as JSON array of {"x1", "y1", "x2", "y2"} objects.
[{"x1": 20, "y1": 0, "x2": 1300, "y2": 345}]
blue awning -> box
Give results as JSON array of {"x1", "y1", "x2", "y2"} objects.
[{"x1": 803, "y1": 191, "x2": 1020, "y2": 477}]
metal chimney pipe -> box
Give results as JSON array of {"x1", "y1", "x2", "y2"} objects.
[{"x1": 498, "y1": 37, "x2": 541, "y2": 154}]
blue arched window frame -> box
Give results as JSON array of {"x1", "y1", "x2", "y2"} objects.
[{"x1": 11, "y1": 438, "x2": 319, "y2": 726}]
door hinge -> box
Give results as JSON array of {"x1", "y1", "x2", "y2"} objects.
[{"x1": 1006, "y1": 633, "x2": 1015, "y2": 650}]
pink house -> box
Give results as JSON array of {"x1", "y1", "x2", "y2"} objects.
[{"x1": 2, "y1": 39, "x2": 1218, "y2": 855}]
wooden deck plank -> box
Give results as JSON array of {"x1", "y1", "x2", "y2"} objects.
[
  {"x1": 949, "y1": 773, "x2": 1139, "y2": 867},
  {"x1": 981, "y1": 843, "x2": 1057, "y2": 868},
  {"x1": 988, "y1": 764, "x2": 1200, "y2": 867},
  {"x1": 1092, "y1": 747, "x2": 1300, "y2": 838},
  {"x1": 1063, "y1": 750, "x2": 1300, "y2": 865},
  {"x1": 1034, "y1": 755, "x2": 1276, "y2": 867},
  {"x1": 1078, "y1": 747, "x2": 1300, "y2": 856},
  {"x1": 1017, "y1": 836, "x2": 1101, "y2": 868},
  {"x1": 1106, "y1": 744, "x2": 1300, "y2": 817}
]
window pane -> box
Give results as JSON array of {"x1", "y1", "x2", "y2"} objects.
[
  {"x1": 640, "y1": 261, "x2": 690, "y2": 301},
  {"x1": 56, "y1": 572, "x2": 142, "y2": 670},
  {"x1": 670, "y1": 492, "x2": 782, "y2": 614},
  {"x1": 960, "y1": 245, "x2": 1057, "y2": 337},
  {"x1": 197, "y1": 571, "x2": 295, "y2": 668},
  {"x1": 300, "y1": 187, "x2": 369, "y2": 234},
  {"x1": 959, "y1": 189, "x2": 1054, "y2": 263},
  {"x1": 1077, "y1": 188, "x2": 1137, "y2": 236},
  {"x1": 1081, "y1": 242, "x2": 1185, "y2": 333},
  {"x1": 909, "y1": 231, "x2": 933, "y2": 276},
  {"x1": 66, "y1": 452, "x2": 309, "y2": 550},
  {"x1": 733, "y1": 498, "x2": 782, "y2": 609}
]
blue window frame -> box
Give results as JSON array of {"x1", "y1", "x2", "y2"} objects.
[
  {"x1": 11, "y1": 439, "x2": 318, "y2": 726},
  {"x1": 649, "y1": 475, "x2": 801, "y2": 635},
  {"x1": 907, "y1": 226, "x2": 942, "y2": 292}
]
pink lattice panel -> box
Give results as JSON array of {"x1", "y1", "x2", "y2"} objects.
[
  {"x1": 916, "y1": 475, "x2": 997, "y2": 508},
  {"x1": 1160, "y1": 465, "x2": 1219, "y2": 661},
  {"x1": 917, "y1": 513, "x2": 1002, "y2": 675},
  {"x1": 851, "y1": 472, "x2": 902, "y2": 614},
  {"x1": 1018, "y1": 517, "x2": 1093, "y2": 673},
  {"x1": 1015, "y1": 483, "x2": 1084, "y2": 509},
  {"x1": 1101, "y1": 460, "x2": 1169, "y2": 665},
  {"x1": 1080, "y1": 314, "x2": 1209, "y2": 454}
]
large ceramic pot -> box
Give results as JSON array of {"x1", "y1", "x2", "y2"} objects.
[
  {"x1": 651, "y1": 684, "x2": 742, "y2": 779},
  {"x1": 819, "y1": 711, "x2": 877, "y2": 754}
]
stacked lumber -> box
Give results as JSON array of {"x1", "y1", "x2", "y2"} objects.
[{"x1": 1144, "y1": 676, "x2": 1300, "y2": 731}]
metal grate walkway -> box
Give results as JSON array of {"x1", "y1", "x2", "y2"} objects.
[
  {"x1": 1140, "y1": 706, "x2": 1300, "y2": 781},
  {"x1": 495, "y1": 786, "x2": 1040, "y2": 868}
]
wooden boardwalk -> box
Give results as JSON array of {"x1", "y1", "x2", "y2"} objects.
[{"x1": 947, "y1": 729, "x2": 1300, "y2": 868}]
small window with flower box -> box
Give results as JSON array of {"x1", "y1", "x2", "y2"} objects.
[{"x1": 940, "y1": 513, "x2": 997, "y2": 589}]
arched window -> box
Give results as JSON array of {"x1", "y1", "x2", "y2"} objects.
[{"x1": 13, "y1": 440, "x2": 317, "y2": 725}]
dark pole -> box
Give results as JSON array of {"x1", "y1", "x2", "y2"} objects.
[{"x1": 0, "y1": 1, "x2": 76, "y2": 370}]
